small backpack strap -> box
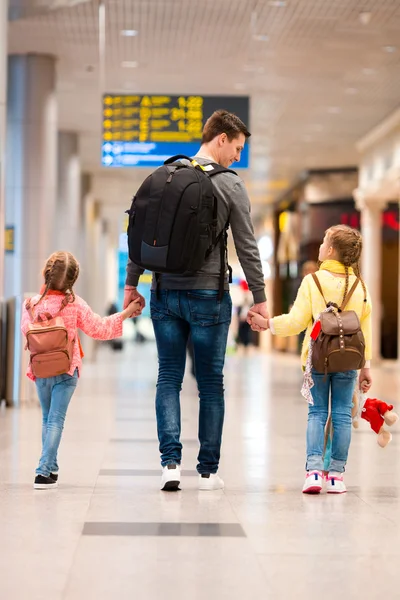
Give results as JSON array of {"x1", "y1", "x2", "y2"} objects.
[
  {"x1": 312, "y1": 274, "x2": 328, "y2": 306},
  {"x1": 340, "y1": 278, "x2": 360, "y2": 311}
]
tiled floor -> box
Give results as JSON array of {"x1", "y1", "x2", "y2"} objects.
[{"x1": 1, "y1": 342, "x2": 400, "y2": 600}]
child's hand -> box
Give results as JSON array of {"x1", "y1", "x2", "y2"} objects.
[
  {"x1": 123, "y1": 300, "x2": 143, "y2": 319},
  {"x1": 248, "y1": 311, "x2": 269, "y2": 331},
  {"x1": 359, "y1": 368, "x2": 372, "y2": 392}
]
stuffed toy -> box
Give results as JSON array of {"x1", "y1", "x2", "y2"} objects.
[
  {"x1": 359, "y1": 398, "x2": 398, "y2": 447},
  {"x1": 324, "y1": 389, "x2": 398, "y2": 472}
]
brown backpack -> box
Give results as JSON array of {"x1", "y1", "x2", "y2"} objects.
[
  {"x1": 311, "y1": 274, "x2": 365, "y2": 375},
  {"x1": 25, "y1": 297, "x2": 75, "y2": 378}
]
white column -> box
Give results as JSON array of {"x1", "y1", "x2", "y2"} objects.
[
  {"x1": 5, "y1": 54, "x2": 57, "y2": 297},
  {"x1": 0, "y1": 0, "x2": 7, "y2": 297},
  {"x1": 56, "y1": 131, "x2": 81, "y2": 257},
  {"x1": 355, "y1": 190, "x2": 386, "y2": 362}
]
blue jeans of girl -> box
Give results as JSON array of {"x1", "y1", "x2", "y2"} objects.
[
  {"x1": 35, "y1": 369, "x2": 78, "y2": 477},
  {"x1": 306, "y1": 369, "x2": 357, "y2": 473}
]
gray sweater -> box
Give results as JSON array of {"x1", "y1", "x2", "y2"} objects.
[{"x1": 125, "y1": 156, "x2": 266, "y2": 304}]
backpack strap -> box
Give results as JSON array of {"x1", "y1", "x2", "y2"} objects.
[
  {"x1": 312, "y1": 274, "x2": 328, "y2": 306},
  {"x1": 340, "y1": 278, "x2": 360, "y2": 311}
]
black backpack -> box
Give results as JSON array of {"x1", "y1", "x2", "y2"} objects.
[{"x1": 126, "y1": 155, "x2": 236, "y2": 298}]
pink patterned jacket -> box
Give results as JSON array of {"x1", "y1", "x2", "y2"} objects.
[{"x1": 21, "y1": 292, "x2": 123, "y2": 381}]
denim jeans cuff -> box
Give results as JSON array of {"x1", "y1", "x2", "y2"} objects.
[
  {"x1": 161, "y1": 460, "x2": 181, "y2": 467},
  {"x1": 306, "y1": 455, "x2": 324, "y2": 471},
  {"x1": 329, "y1": 459, "x2": 346, "y2": 473}
]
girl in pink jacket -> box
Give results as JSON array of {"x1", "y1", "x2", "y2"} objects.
[{"x1": 21, "y1": 251, "x2": 141, "y2": 489}]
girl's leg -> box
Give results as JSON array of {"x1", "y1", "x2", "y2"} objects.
[
  {"x1": 306, "y1": 371, "x2": 331, "y2": 471},
  {"x1": 329, "y1": 371, "x2": 357, "y2": 473},
  {"x1": 35, "y1": 377, "x2": 53, "y2": 451},
  {"x1": 36, "y1": 371, "x2": 78, "y2": 477}
]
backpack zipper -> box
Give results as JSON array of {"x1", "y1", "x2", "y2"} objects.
[{"x1": 154, "y1": 170, "x2": 175, "y2": 245}]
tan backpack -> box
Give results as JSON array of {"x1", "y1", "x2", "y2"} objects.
[
  {"x1": 25, "y1": 297, "x2": 75, "y2": 378},
  {"x1": 311, "y1": 274, "x2": 365, "y2": 375}
]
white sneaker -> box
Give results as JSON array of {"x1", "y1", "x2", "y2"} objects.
[
  {"x1": 160, "y1": 464, "x2": 181, "y2": 491},
  {"x1": 326, "y1": 472, "x2": 347, "y2": 494},
  {"x1": 198, "y1": 473, "x2": 224, "y2": 491},
  {"x1": 302, "y1": 470, "x2": 324, "y2": 494}
]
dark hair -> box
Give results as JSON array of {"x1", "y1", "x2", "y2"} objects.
[
  {"x1": 201, "y1": 110, "x2": 251, "y2": 144},
  {"x1": 325, "y1": 225, "x2": 367, "y2": 304},
  {"x1": 36, "y1": 251, "x2": 80, "y2": 306}
]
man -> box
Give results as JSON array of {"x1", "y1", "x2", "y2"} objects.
[{"x1": 124, "y1": 110, "x2": 268, "y2": 491}]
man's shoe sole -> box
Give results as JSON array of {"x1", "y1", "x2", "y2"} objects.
[{"x1": 161, "y1": 480, "x2": 180, "y2": 492}]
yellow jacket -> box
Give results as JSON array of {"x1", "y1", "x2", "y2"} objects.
[{"x1": 271, "y1": 261, "x2": 372, "y2": 367}]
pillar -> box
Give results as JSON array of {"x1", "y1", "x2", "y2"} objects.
[
  {"x1": 0, "y1": 0, "x2": 7, "y2": 297},
  {"x1": 56, "y1": 131, "x2": 81, "y2": 259},
  {"x1": 354, "y1": 190, "x2": 386, "y2": 362},
  {"x1": 5, "y1": 54, "x2": 57, "y2": 298}
]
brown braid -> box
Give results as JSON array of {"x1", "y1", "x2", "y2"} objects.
[
  {"x1": 354, "y1": 260, "x2": 368, "y2": 303},
  {"x1": 343, "y1": 265, "x2": 349, "y2": 307}
]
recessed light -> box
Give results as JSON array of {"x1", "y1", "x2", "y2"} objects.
[
  {"x1": 121, "y1": 30, "x2": 138, "y2": 37},
  {"x1": 303, "y1": 135, "x2": 312, "y2": 142},
  {"x1": 123, "y1": 81, "x2": 136, "y2": 90},
  {"x1": 345, "y1": 87, "x2": 358, "y2": 94},
  {"x1": 362, "y1": 67, "x2": 375, "y2": 75},
  {"x1": 234, "y1": 82, "x2": 246, "y2": 90},
  {"x1": 311, "y1": 123, "x2": 324, "y2": 131},
  {"x1": 327, "y1": 106, "x2": 341, "y2": 114},
  {"x1": 121, "y1": 61, "x2": 138, "y2": 68},
  {"x1": 359, "y1": 11, "x2": 372, "y2": 25},
  {"x1": 383, "y1": 45, "x2": 396, "y2": 53},
  {"x1": 253, "y1": 34, "x2": 269, "y2": 42},
  {"x1": 269, "y1": 0, "x2": 286, "y2": 6}
]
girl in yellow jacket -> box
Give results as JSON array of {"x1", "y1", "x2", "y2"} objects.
[{"x1": 250, "y1": 225, "x2": 372, "y2": 495}]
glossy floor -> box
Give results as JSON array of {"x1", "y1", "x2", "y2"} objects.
[{"x1": 1, "y1": 343, "x2": 399, "y2": 600}]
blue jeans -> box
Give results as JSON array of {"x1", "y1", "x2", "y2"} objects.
[
  {"x1": 151, "y1": 290, "x2": 232, "y2": 474},
  {"x1": 307, "y1": 370, "x2": 357, "y2": 473},
  {"x1": 35, "y1": 369, "x2": 78, "y2": 476}
]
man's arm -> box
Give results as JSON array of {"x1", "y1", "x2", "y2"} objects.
[
  {"x1": 124, "y1": 258, "x2": 146, "y2": 310},
  {"x1": 229, "y1": 180, "x2": 268, "y2": 327}
]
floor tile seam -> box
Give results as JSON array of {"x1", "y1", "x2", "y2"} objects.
[
  {"x1": 352, "y1": 493, "x2": 400, "y2": 527},
  {"x1": 60, "y1": 434, "x2": 112, "y2": 600}
]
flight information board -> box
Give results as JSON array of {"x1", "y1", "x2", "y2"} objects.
[{"x1": 101, "y1": 94, "x2": 249, "y2": 168}]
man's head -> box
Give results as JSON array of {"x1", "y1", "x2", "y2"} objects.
[{"x1": 200, "y1": 110, "x2": 251, "y2": 168}]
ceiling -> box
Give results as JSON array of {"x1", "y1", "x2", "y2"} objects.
[{"x1": 7, "y1": 0, "x2": 400, "y2": 204}]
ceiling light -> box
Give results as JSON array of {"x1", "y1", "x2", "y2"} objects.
[
  {"x1": 327, "y1": 106, "x2": 341, "y2": 114},
  {"x1": 359, "y1": 11, "x2": 372, "y2": 25},
  {"x1": 311, "y1": 124, "x2": 324, "y2": 131},
  {"x1": 362, "y1": 67, "x2": 375, "y2": 75},
  {"x1": 303, "y1": 135, "x2": 312, "y2": 143},
  {"x1": 234, "y1": 82, "x2": 246, "y2": 90},
  {"x1": 253, "y1": 34, "x2": 269, "y2": 42},
  {"x1": 383, "y1": 45, "x2": 396, "y2": 53},
  {"x1": 345, "y1": 87, "x2": 358, "y2": 94},
  {"x1": 121, "y1": 61, "x2": 138, "y2": 68},
  {"x1": 121, "y1": 30, "x2": 138, "y2": 37},
  {"x1": 123, "y1": 81, "x2": 136, "y2": 90},
  {"x1": 269, "y1": 1, "x2": 286, "y2": 6}
]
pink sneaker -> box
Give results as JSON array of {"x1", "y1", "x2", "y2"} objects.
[
  {"x1": 302, "y1": 470, "x2": 324, "y2": 494},
  {"x1": 326, "y1": 472, "x2": 347, "y2": 494}
]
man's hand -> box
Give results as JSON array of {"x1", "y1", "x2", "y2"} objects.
[
  {"x1": 123, "y1": 285, "x2": 145, "y2": 314},
  {"x1": 247, "y1": 301, "x2": 269, "y2": 332}
]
